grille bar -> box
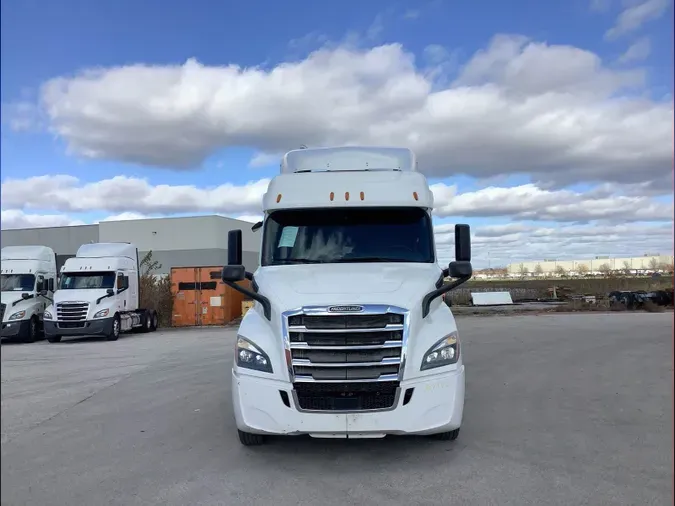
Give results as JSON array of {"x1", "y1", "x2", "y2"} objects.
[
  {"x1": 288, "y1": 324, "x2": 404, "y2": 334},
  {"x1": 292, "y1": 357, "x2": 400, "y2": 367},
  {"x1": 290, "y1": 341, "x2": 403, "y2": 350},
  {"x1": 293, "y1": 374, "x2": 400, "y2": 383}
]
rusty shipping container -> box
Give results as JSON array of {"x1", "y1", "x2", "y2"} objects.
[{"x1": 170, "y1": 266, "x2": 251, "y2": 327}]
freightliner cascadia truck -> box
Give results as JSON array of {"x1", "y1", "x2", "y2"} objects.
[
  {"x1": 44, "y1": 242, "x2": 158, "y2": 342},
  {"x1": 1, "y1": 245, "x2": 57, "y2": 342},
  {"x1": 220, "y1": 146, "x2": 473, "y2": 446}
]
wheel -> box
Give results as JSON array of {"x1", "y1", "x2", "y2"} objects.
[
  {"x1": 23, "y1": 317, "x2": 38, "y2": 343},
  {"x1": 47, "y1": 335, "x2": 62, "y2": 343},
  {"x1": 141, "y1": 311, "x2": 152, "y2": 333},
  {"x1": 432, "y1": 428, "x2": 460, "y2": 441},
  {"x1": 106, "y1": 315, "x2": 121, "y2": 341},
  {"x1": 237, "y1": 430, "x2": 265, "y2": 446},
  {"x1": 150, "y1": 311, "x2": 158, "y2": 332}
]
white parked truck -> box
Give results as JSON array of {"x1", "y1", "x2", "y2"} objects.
[
  {"x1": 44, "y1": 242, "x2": 159, "y2": 342},
  {"x1": 1, "y1": 246, "x2": 57, "y2": 343},
  {"x1": 220, "y1": 146, "x2": 473, "y2": 446}
]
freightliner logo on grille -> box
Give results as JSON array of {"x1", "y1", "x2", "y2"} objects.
[{"x1": 328, "y1": 305, "x2": 364, "y2": 313}]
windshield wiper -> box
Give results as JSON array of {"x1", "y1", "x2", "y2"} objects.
[
  {"x1": 333, "y1": 257, "x2": 409, "y2": 263},
  {"x1": 274, "y1": 258, "x2": 323, "y2": 264}
]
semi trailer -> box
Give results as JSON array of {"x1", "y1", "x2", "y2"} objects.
[
  {"x1": 220, "y1": 146, "x2": 473, "y2": 445},
  {"x1": 1, "y1": 245, "x2": 57, "y2": 343},
  {"x1": 44, "y1": 242, "x2": 158, "y2": 342}
]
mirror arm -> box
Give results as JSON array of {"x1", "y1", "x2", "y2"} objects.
[
  {"x1": 421, "y1": 275, "x2": 471, "y2": 318},
  {"x1": 222, "y1": 280, "x2": 271, "y2": 321}
]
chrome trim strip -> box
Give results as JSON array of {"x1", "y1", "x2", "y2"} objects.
[
  {"x1": 291, "y1": 387, "x2": 402, "y2": 413},
  {"x1": 292, "y1": 357, "x2": 400, "y2": 367},
  {"x1": 293, "y1": 374, "x2": 400, "y2": 383},
  {"x1": 289, "y1": 341, "x2": 403, "y2": 350},
  {"x1": 288, "y1": 324, "x2": 404, "y2": 334}
]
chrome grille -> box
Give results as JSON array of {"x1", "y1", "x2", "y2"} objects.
[
  {"x1": 56, "y1": 302, "x2": 89, "y2": 321},
  {"x1": 283, "y1": 305, "x2": 408, "y2": 412}
]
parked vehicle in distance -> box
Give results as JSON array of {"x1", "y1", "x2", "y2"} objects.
[
  {"x1": 44, "y1": 242, "x2": 158, "y2": 342},
  {"x1": 220, "y1": 146, "x2": 473, "y2": 446},
  {"x1": 1, "y1": 246, "x2": 57, "y2": 343}
]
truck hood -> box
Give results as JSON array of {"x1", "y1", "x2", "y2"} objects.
[
  {"x1": 1, "y1": 291, "x2": 30, "y2": 307},
  {"x1": 254, "y1": 263, "x2": 442, "y2": 313},
  {"x1": 53, "y1": 289, "x2": 109, "y2": 304}
]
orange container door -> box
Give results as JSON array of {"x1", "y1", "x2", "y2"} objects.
[
  {"x1": 171, "y1": 267, "x2": 200, "y2": 327},
  {"x1": 197, "y1": 267, "x2": 226, "y2": 326}
]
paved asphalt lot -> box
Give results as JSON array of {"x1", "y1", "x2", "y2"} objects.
[{"x1": 1, "y1": 313, "x2": 672, "y2": 506}]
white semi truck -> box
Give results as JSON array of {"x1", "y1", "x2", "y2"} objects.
[
  {"x1": 44, "y1": 242, "x2": 159, "y2": 342},
  {"x1": 1, "y1": 245, "x2": 58, "y2": 343},
  {"x1": 220, "y1": 146, "x2": 473, "y2": 445}
]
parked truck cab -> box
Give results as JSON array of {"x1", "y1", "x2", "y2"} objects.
[
  {"x1": 220, "y1": 146, "x2": 473, "y2": 445},
  {"x1": 44, "y1": 242, "x2": 158, "y2": 342},
  {"x1": 1, "y1": 246, "x2": 57, "y2": 343}
]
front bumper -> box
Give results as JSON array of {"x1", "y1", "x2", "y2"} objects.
[
  {"x1": 1, "y1": 319, "x2": 31, "y2": 339},
  {"x1": 232, "y1": 367, "x2": 465, "y2": 437},
  {"x1": 44, "y1": 317, "x2": 114, "y2": 337}
]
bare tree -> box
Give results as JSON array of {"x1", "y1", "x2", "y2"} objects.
[
  {"x1": 577, "y1": 264, "x2": 590, "y2": 276},
  {"x1": 648, "y1": 257, "x2": 660, "y2": 271},
  {"x1": 555, "y1": 265, "x2": 567, "y2": 277},
  {"x1": 518, "y1": 265, "x2": 529, "y2": 278},
  {"x1": 534, "y1": 264, "x2": 544, "y2": 276},
  {"x1": 598, "y1": 263, "x2": 612, "y2": 277},
  {"x1": 661, "y1": 263, "x2": 674, "y2": 273},
  {"x1": 622, "y1": 260, "x2": 632, "y2": 276}
]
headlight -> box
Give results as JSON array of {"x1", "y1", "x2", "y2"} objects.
[
  {"x1": 421, "y1": 332, "x2": 460, "y2": 371},
  {"x1": 236, "y1": 336, "x2": 273, "y2": 373},
  {"x1": 93, "y1": 309, "x2": 109, "y2": 318},
  {"x1": 44, "y1": 311, "x2": 53, "y2": 320},
  {"x1": 8, "y1": 311, "x2": 26, "y2": 321}
]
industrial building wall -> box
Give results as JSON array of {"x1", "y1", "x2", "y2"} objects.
[
  {"x1": 139, "y1": 249, "x2": 259, "y2": 276},
  {"x1": 0, "y1": 225, "x2": 100, "y2": 271}
]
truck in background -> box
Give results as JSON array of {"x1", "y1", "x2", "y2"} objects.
[
  {"x1": 44, "y1": 242, "x2": 159, "y2": 343},
  {"x1": 1, "y1": 246, "x2": 58, "y2": 343},
  {"x1": 220, "y1": 146, "x2": 473, "y2": 445}
]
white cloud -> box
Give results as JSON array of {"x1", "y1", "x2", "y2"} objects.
[
  {"x1": 0, "y1": 210, "x2": 84, "y2": 229},
  {"x1": 2, "y1": 174, "x2": 672, "y2": 223},
  {"x1": 605, "y1": 0, "x2": 671, "y2": 39},
  {"x1": 100, "y1": 212, "x2": 150, "y2": 222},
  {"x1": 21, "y1": 34, "x2": 670, "y2": 188},
  {"x1": 618, "y1": 37, "x2": 652, "y2": 63}
]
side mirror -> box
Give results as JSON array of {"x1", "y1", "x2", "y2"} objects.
[
  {"x1": 106, "y1": 288, "x2": 115, "y2": 296},
  {"x1": 223, "y1": 230, "x2": 246, "y2": 282},
  {"x1": 36, "y1": 279, "x2": 44, "y2": 292},
  {"x1": 222, "y1": 265, "x2": 246, "y2": 282},
  {"x1": 228, "y1": 230, "x2": 243, "y2": 265},
  {"x1": 455, "y1": 224, "x2": 471, "y2": 262},
  {"x1": 251, "y1": 221, "x2": 263, "y2": 232},
  {"x1": 39, "y1": 289, "x2": 48, "y2": 297},
  {"x1": 21, "y1": 292, "x2": 31, "y2": 299},
  {"x1": 48, "y1": 278, "x2": 55, "y2": 291},
  {"x1": 448, "y1": 261, "x2": 472, "y2": 278}
]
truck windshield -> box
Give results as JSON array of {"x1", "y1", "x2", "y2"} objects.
[
  {"x1": 262, "y1": 207, "x2": 435, "y2": 266},
  {"x1": 0, "y1": 274, "x2": 36, "y2": 292},
  {"x1": 59, "y1": 272, "x2": 116, "y2": 289}
]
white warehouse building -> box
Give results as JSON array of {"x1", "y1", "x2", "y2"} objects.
[{"x1": 507, "y1": 254, "x2": 675, "y2": 275}]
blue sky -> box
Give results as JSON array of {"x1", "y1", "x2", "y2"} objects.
[{"x1": 1, "y1": 0, "x2": 673, "y2": 266}]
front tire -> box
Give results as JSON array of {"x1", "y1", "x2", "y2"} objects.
[
  {"x1": 106, "y1": 315, "x2": 121, "y2": 341},
  {"x1": 432, "y1": 428, "x2": 460, "y2": 441},
  {"x1": 238, "y1": 430, "x2": 265, "y2": 446},
  {"x1": 23, "y1": 317, "x2": 38, "y2": 343},
  {"x1": 150, "y1": 311, "x2": 158, "y2": 332}
]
